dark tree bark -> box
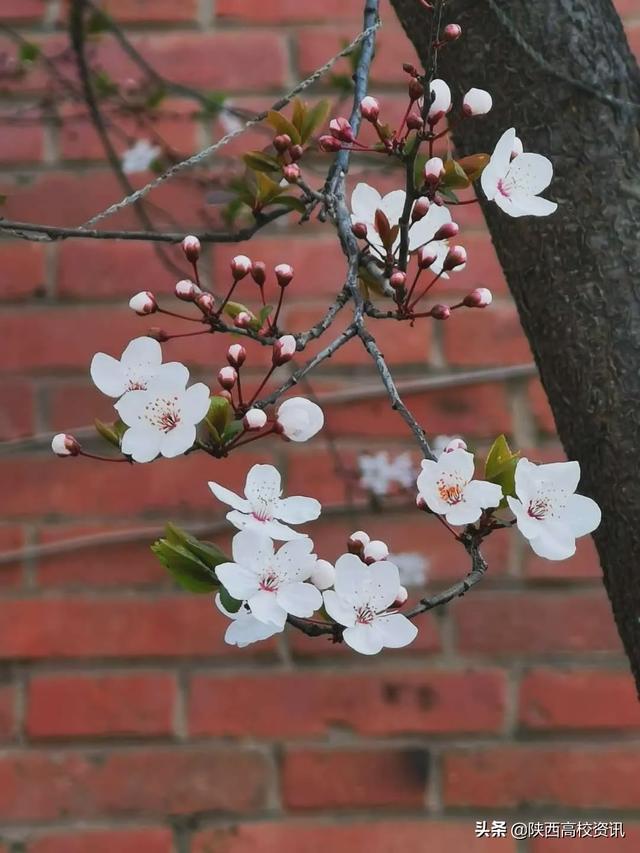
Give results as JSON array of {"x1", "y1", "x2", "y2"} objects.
[{"x1": 392, "y1": 0, "x2": 640, "y2": 691}]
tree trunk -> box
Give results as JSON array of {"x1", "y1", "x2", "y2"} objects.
[{"x1": 391, "y1": 0, "x2": 640, "y2": 691}]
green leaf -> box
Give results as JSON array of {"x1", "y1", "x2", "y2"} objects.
[
  {"x1": 221, "y1": 420, "x2": 244, "y2": 444},
  {"x1": 150, "y1": 539, "x2": 218, "y2": 593},
  {"x1": 300, "y1": 99, "x2": 330, "y2": 143},
  {"x1": 254, "y1": 172, "x2": 283, "y2": 206},
  {"x1": 206, "y1": 395, "x2": 233, "y2": 435},
  {"x1": 19, "y1": 42, "x2": 40, "y2": 64},
  {"x1": 164, "y1": 523, "x2": 229, "y2": 570},
  {"x1": 94, "y1": 418, "x2": 121, "y2": 448},
  {"x1": 327, "y1": 72, "x2": 353, "y2": 95},
  {"x1": 485, "y1": 434, "x2": 520, "y2": 506},
  {"x1": 87, "y1": 9, "x2": 111, "y2": 34},
  {"x1": 243, "y1": 151, "x2": 281, "y2": 173},
  {"x1": 268, "y1": 194, "x2": 307, "y2": 214},
  {"x1": 258, "y1": 304, "x2": 273, "y2": 325},
  {"x1": 202, "y1": 92, "x2": 227, "y2": 116},
  {"x1": 265, "y1": 111, "x2": 301, "y2": 145},
  {"x1": 219, "y1": 585, "x2": 242, "y2": 614},
  {"x1": 93, "y1": 70, "x2": 119, "y2": 98},
  {"x1": 223, "y1": 300, "x2": 254, "y2": 320},
  {"x1": 145, "y1": 86, "x2": 167, "y2": 110},
  {"x1": 441, "y1": 159, "x2": 471, "y2": 190},
  {"x1": 291, "y1": 98, "x2": 306, "y2": 134}
]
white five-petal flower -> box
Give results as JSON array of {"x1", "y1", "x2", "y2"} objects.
[
  {"x1": 350, "y1": 183, "x2": 453, "y2": 260},
  {"x1": 507, "y1": 458, "x2": 601, "y2": 560},
  {"x1": 359, "y1": 451, "x2": 416, "y2": 496},
  {"x1": 481, "y1": 128, "x2": 557, "y2": 217},
  {"x1": 323, "y1": 554, "x2": 418, "y2": 655},
  {"x1": 417, "y1": 447, "x2": 503, "y2": 525},
  {"x1": 115, "y1": 376, "x2": 210, "y2": 463},
  {"x1": 209, "y1": 463, "x2": 321, "y2": 541},
  {"x1": 90, "y1": 337, "x2": 187, "y2": 400},
  {"x1": 121, "y1": 139, "x2": 161, "y2": 174},
  {"x1": 216, "y1": 530, "x2": 322, "y2": 628},
  {"x1": 215, "y1": 593, "x2": 284, "y2": 647}
]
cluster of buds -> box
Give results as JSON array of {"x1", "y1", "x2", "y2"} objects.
[
  {"x1": 272, "y1": 133, "x2": 304, "y2": 182},
  {"x1": 347, "y1": 530, "x2": 408, "y2": 607}
]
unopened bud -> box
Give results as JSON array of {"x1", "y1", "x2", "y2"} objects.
[
  {"x1": 406, "y1": 112, "x2": 423, "y2": 131},
  {"x1": 51, "y1": 433, "x2": 80, "y2": 457},
  {"x1": 411, "y1": 197, "x2": 430, "y2": 222},
  {"x1": 360, "y1": 96, "x2": 380, "y2": 122},
  {"x1": 196, "y1": 292, "x2": 215, "y2": 313},
  {"x1": 218, "y1": 366, "x2": 237, "y2": 390},
  {"x1": 403, "y1": 63, "x2": 420, "y2": 77},
  {"x1": 181, "y1": 234, "x2": 201, "y2": 262},
  {"x1": 129, "y1": 291, "x2": 157, "y2": 316},
  {"x1": 463, "y1": 287, "x2": 493, "y2": 308},
  {"x1": 273, "y1": 133, "x2": 292, "y2": 153},
  {"x1": 217, "y1": 389, "x2": 233, "y2": 403},
  {"x1": 329, "y1": 117, "x2": 354, "y2": 143},
  {"x1": 318, "y1": 135, "x2": 342, "y2": 152},
  {"x1": 348, "y1": 530, "x2": 370, "y2": 556},
  {"x1": 431, "y1": 304, "x2": 451, "y2": 320},
  {"x1": 408, "y1": 77, "x2": 424, "y2": 101},
  {"x1": 272, "y1": 334, "x2": 297, "y2": 366},
  {"x1": 175, "y1": 279, "x2": 199, "y2": 301},
  {"x1": 227, "y1": 343, "x2": 247, "y2": 368},
  {"x1": 444, "y1": 437, "x2": 468, "y2": 452},
  {"x1": 390, "y1": 271, "x2": 406, "y2": 289},
  {"x1": 424, "y1": 156, "x2": 445, "y2": 186},
  {"x1": 289, "y1": 144, "x2": 303, "y2": 162},
  {"x1": 443, "y1": 23, "x2": 462, "y2": 41},
  {"x1": 443, "y1": 245, "x2": 467, "y2": 272},
  {"x1": 234, "y1": 311, "x2": 252, "y2": 329},
  {"x1": 364, "y1": 539, "x2": 389, "y2": 564},
  {"x1": 462, "y1": 87, "x2": 492, "y2": 117},
  {"x1": 243, "y1": 408, "x2": 268, "y2": 431},
  {"x1": 282, "y1": 163, "x2": 301, "y2": 183},
  {"x1": 310, "y1": 559, "x2": 335, "y2": 591},
  {"x1": 434, "y1": 221, "x2": 459, "y2": 241},
  {"x1": 230, "y1": 254, "x2": 252, "y2": 280},
  {"x1": 418, "y1": 245, "x2": 438, "y2": 269},
  {"x1": 351, "y1": 222, "x2": 368, "y2": 239},
  {"x1": 251, "y1": 261, "x2": 266, "y2": 286},
  {"x1": 393, "y1": 586, "x2": 409, "y2": 607},
  {"x1": 148, "y1": 327, "x2": 169, "y2": 342},
  {"x1": 416, "y1": 494, "x2": 429, "y2": 511},
  {"x1": 274, "y1": 263, "x2": 294, "y2": 287}
]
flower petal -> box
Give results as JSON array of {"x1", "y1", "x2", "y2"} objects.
[
  {"x1": 343, "y1": 622, "x2": 384, "y2": 655},
  {"x1": 464, "y1": 479, "x2": 503, "y2": 509},
  {"x1": 277, "y1": 581, "x2": 322, "y2": 618},
  {"x1": 244, "y1": 463, "x2": 282, "y2": 505},
  {"x1": 374, "y1": 613, "x2": 418, "y2": 649},
  {"x1": 181, "y1": 383, "x2": 210, "y2": 424},
  {"x1": 248, "y1": 590, "x2": 287, "y2": 627},
  {"x1": 225, "y1": 512, "x2": 304, "y2": 541},
  {"x1": 216, "y1": 561, "x2": 261, "y2": 600},
  {"x1": 563, "y1": 493, "x2": 601, "y2": 538},
  {"x1": 367, "y1": 560, "x2": 401, "y2": 611},
  {"x1": 121, "y1": 336, "x2": 162, "y2": 369},
  {"x1": 437, "y1": 447, "x2": 475, "y2": 482},
  {"x1": 334, "y1": 553, "x2": 371, "y2": 606},
  {"x1": 121, "y1": 426, "x2": 160, "y2": 463},
  {"x1": 380, "y1": 189, "x2": 407, "y2": 226},
  {"x1": 158, "y1": 361, "x2": 190, "y2": 388},
  {"x1": 273, "y1": 537, "x2": 315, "y2": 582},
  {"x1": 507, "y1": 495, "x2": 542, "y2": 540},
  {"x1": 507, "y1": 152, "x2": 553, "y2": 196},
  {"x1": 231, "y1": 529, "x2": 273, "y2": 569},
  {"x1": 481, "y1": 127, "x2": 516, "y2": 201},
  {"x1": 90, "y1": 353, "x2": 127, "y2": 397},
  {"x1": 160, "y1": 424, "x2": 196, "y2": 457},
  {"x1": 276, "y1": 495, "x2": 322, "y2": 524},
  {"x1": 528, "y1": 520, "x2": 576, "y2": 561},
  {"x1": 351, "y1": 182, "x2": 382, "y2": 223},
  {"x1": 323, "y1": 590, "x2": 357, "y2": 627},
  {"x1": 408, "y1": 203, "x2": 452, "y2": 251},
  {"x1": 224, "y1": 613, "x2": 283, "y2": 647},
  {"x1": 538, "y1": 460, "x2": 581, "y2": 494},
  {"x1": 208, "y1": 482, "x2": 251, "y2": 513},
  {"x1": 444, "y1": 500, "x2": 485, "y2": 526}
]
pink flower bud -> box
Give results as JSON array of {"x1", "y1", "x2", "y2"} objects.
[
  {"x1": 403, "y1": 63, "x2": 420, "y2": 77},
  {"x1": 431, "y1": 304, "x2": 451, "y2": 320},
  {"x1": 463, "y1": 287, "x2": 493, "y2": 308},
  {"x1": 424, "y1": 157, "x2": 445, "y2": 185},
  {"x1": 129, "y1": 291, "x2": 157, "y2": 316},
  {"x1": 329, "y1": 117, "x2": 354, "y2": 143},
  {"x1": 462, "y1": 87, "x2": 493, "y2": 117},
  {"x1": 243, "y1": 408, "x2": 268, "y2": 431},
  {"x1": 444, "y1": 437, "x2": 468, "y2": 453},
  {"x1": 251, "y1": 261, "x2": 267, "y2": 286},
  {"x1": 273, "y1": 133, "x2": 292, "y2": 153},
  {"x1": 272, "y1": 334, "x2": 297, "y2": 366},
  {"x1": 348, "y1": 530, "x2": 370, "y2": 556},
  {"x1": 196, "y1": 292, "x2": 215, "y2": 314},
  {"x1": 147, "y1": 327, "x2": 169, "y2": 342},
  {"x1": 443, "y1": 245, "x2": 467, "y2": 272},
  {"x1": 417, "y1": 245, "x2": 438, "y2": 269},
  {"x1": 408, "y1": 77, "x2": 424, "y2": 101},
  {"x1": 443, "y1": 23, "x2": 462, "y2": 41},
  {"x1": 406, "y1": 112, "x2": 423, "y2": 130},
  {"x1": 390, "y1": 271, "x2": 406, "y2": 289},
  {"x1": 274, "y1": 263, "x2": 294, "y2": 287},
  {"x1": 230, "y1": 254, "x2": 252, "y2": 280},
  {"x1": 175, "y1": 279, "x2": 199, "y2": 301},
  {"x1": 218, "y1": 365, "x2": 237, "y2": 390},
  {"x1": 234, "y1": 311, "x2": 252, "y2": 328},
  {"x1": 310, "y1": 559, "x2": 335, "y2": 591},
  {"x1": 227, "y1": 343, "x2": 247, "y2": 367},
  {"x1": 181, "y1": 234, "x2": 201, "y2": 262},
  {"x1": 51, "y1": 433, "x2": 80, "y2": 457},
  {"x1": 434, "y1": 221, "x2": 459, "y2": 241},
  {"x1": 411, "y1": 197, "x2": 430, "y2": 222},
  {"x1": 416, "y1": 494, "x2": 429, "y2": 511},
  {"x1": 360, "y1": 96, "x2": 380, "y2": 122},
  {"x1": 393, "y1": 586, "x2": 409, "y2": 608},
  {"x1": 289, "y1": 144, "x2": 303, "y2": 162},
  {"x1": 282, "y1": 163, "x2": 301, "y2": 183},
  {"x1": 351, "y1": 222, "x2": 368, "y2": 239},
  {"x1": 363, "y1": 539, "x2": 389, "y2": 564},
  {"x1": 318, "y1": 135, "x2": 342, "y2": 152},
  {"x1": 217, "y1": 389, "x2": 233, "y2": 403}
]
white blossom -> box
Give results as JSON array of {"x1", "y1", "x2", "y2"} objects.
[
  {"x1": 481, "y1": 128, "x2": 557, "y2": 217},
  {"x1": 428, "y1": 79, "x2": 452, "y2": 119},
  {"x1": 121, "y1": 139, "x2": 160, "y2": 174},
  {"x1": 358, "y1": 451, "x2": 417, "y2": 496},
  {"x1": 507, "y1": 458, "x2": 601, "y2": 560},
  {"x1": 276, "y1": 397, "x2": 324, "y2": 443},
  {"x1": 216, "y1": 530, "x2": 322, "y2": 628},
  {"x1": 90, "y1": 337, "x2": 187, "y2": 400},
  {"x1": 215, "y1": 594, "x2": 283, "y2": 647},
  {"x1": 209, "y1": 463, "x2": 321, "y2": 541},
  {"x1": 462, "y1": 88, "x2": 493, "y2": 116},
  {"x1": 115, "y1": 376, "x2": 209, "y2": 463},
  {"x1": 417, "y1": 447, "x2": 503, "y2": 525},
  {"x1": 350, "y1": 183, "x2": 452, "y2": 260},
  {"x1": 323, "y1": 554, "x2": 418, "y2": 655}
]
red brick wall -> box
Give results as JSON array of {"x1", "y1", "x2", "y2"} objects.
[{"x1": 1, "y1": 1, "x2": 639, "y2": 851}]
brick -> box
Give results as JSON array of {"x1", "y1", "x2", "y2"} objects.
[
  {"x1": 530, "y1": 827, "x2": 640, "y2": 853},
  {"x1": 193, "y1": 820, "x2": 517, "y2": 853},
  {"x1": 455, "y1": 591, "x2": 622, "y2": 656},
  {"x1": 616, "y1": 0, "x2": 640, "y2": 18},
  {"x1": 0, "y1": 241, "x2": 46, "y2": 300},
  {"x1": 0, "y1": 123, "x2": 44, "y2": 163},
  {"x1": 0, "y1": 449, "x2": 265, "y2": 518},
  {"x1": 26, "y1": 828, "x2": 174, "y2": 853},
  {"x1": 528, "y1": 378, "x2": 556, "y2": 433},
  {"x1": 519, "y1": 668, "x2": 640, "y2": 731},
  {"x1": 283, "y1": 748, "x2": 429, "y2": 809},
  {"x1": 443, "y1": 303, "x2": 532, "y2": 366},
  {"x1": 443, "y1": 746, "x2": 640, "y2": 809},
  {"x1": 189, "y1": 669, "x2": 506, "y2": 737},
  {"x1": 98, "y1": 0, "x2": 199, "y2": 23},
  {"x1": 0, "y1": 379, "x2": 34, "y2": 440},
  {"x1": 217, "y1": 0, "x2": 363, "y2": 23},
  {"x1": 0, "y1": 684, "x2": 16, "y2": 741},
  {"x1": 0, "y1": 594, "x2": 277, "y2": 660},
  {"x1": 0, "y1": 525, "x2": 25, "y2": 589},
  {"x1": 0, "y1": 0, "x2": 44, "y2": 21},
  {"x1": 0, "y1": 747, "x2": 269, "y2": 820},
  {"x1": 27, "y1": 673, "x2": 177, "y2": 738},
  {"x1": 524, "y1": 535, "x2": 602, "y2": 581}
]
